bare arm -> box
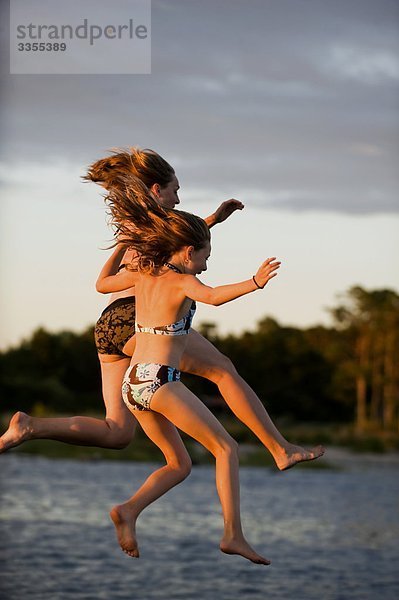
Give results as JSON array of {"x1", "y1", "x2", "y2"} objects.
[
  {"x1": 181, "y1": 258, "x2": 280, "y2": 306},
  {"x1": 95, "y1": 245, "x2": 138, "y2": 293},
  {"x1": 204, "y1": 199, "x2": 244, "y2": 228}
]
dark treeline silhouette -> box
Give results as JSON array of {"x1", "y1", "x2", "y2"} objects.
[{"x1": 1, "y1": 286, "x2": 398, "y2": 433}]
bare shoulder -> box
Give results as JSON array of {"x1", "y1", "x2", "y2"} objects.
[
  {"x1": 180, "y1": 273, "x2": 206, "y2": 292},
  {"x1": 180, "y1": 273, "x2": 199, "y2": 284}
]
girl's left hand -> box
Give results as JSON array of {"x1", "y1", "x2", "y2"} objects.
[
  {"x1": 214, "y1": 199, "x2": 244, "y2": 224},
  {"x1": 254, "y1": 257, "x2": 281, "y2": 288}
]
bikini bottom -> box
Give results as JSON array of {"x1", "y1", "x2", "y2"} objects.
[
  {"x1": 94, "y1": 296, "x2": 136, "y2": 356},
  {"x1": 122, "y1": 363, "x2": 180, "y2": 412}
]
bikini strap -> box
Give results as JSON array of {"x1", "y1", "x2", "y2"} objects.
[{"x1": 165, "y1": 262, "x2": 183, "y2": 274}]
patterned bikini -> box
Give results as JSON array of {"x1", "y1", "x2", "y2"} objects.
[
  {"x1": 121, "y1": 263, "x2": 196, "y2": 412},
  {"x1": 94, "y1": 295, "x2": 136, "y2": 357},
  {"x1": 94, "y1": 264, "x2": 136, "y2": 357}
]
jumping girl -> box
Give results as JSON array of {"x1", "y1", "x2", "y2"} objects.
[{"x1": 97, "y1": 175, "x2": 280, "y2": 564}]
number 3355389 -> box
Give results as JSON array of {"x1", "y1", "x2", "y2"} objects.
[{"x1": 18, "y1": 42, "x2": 67, "y2": 51}]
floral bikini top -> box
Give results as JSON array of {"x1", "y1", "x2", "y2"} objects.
[{"x1": 134, "y1": 262, "x2": 196, "y2": 336}]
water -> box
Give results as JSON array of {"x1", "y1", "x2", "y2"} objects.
[{"x1": 1, "y1": 452, "x2": 398, "y2": 600}]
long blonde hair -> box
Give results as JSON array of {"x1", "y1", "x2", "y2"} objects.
[
  {"x1": 83, "y1": 147, "x2": 175, "y2": 191},
  {"x1": 106, "y1": 175, "x2": 210, "y2": 274}
]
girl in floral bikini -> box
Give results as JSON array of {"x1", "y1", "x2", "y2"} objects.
[{"x1": 97, "y1": 175, "x2": 281, "y2": 564}]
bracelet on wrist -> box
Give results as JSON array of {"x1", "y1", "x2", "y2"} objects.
[{"x1": 252, "y1": 275, "x2": 264, "y2": 289}]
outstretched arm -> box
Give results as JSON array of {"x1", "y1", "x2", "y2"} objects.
[
  {"x1": 96, "y1": 245, "x2": 139, "y2": 293},
  {"x1": 181, "y1": 258, "x2": 280, "y2": 306},
  {"x1": 204, "y1": 199, "x2": 244, "y2": 228}
]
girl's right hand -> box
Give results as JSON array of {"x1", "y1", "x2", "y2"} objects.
[{"x1": 253, "y1": 257, "x2": 281, "y2": 289}]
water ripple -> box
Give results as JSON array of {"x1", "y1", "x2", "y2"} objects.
[{"x1": 1, "y1": 454, "x2": 398, "y2": 600}]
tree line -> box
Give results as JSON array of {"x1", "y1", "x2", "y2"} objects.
[{"x1": 1, "y1": 286, "x2": 398, "y2": 433}]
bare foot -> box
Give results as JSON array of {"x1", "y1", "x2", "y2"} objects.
[
  {"x1": 220, "y1": 535, "x2": 271, "y2": 565},
  {"x1": 109, "y1": 505, "x2": 139, "y2": 558},
  {"x1": 275, "y1": 444, "x2": 325, "y2": 471},
  {"x1": 0, "y1": 412, "x2": 33, "y2": 453}
]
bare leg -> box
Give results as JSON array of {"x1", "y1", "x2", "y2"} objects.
[
  {"x1": 181, "y1": 330, "x2": 324, "y2": 470},
  {"x1": 110, "y1": 412, "x2": 191, "y2": 558},
  {"x1": 0, "y1": 356, "x2": 136, "y2": 452},
  {"x1": 150, "y1": 382, "x2": 270, "y2": 565}
]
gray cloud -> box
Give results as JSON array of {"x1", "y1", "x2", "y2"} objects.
[{"x1": 1, "y1": 0, "x2": 398, "y2": 214}]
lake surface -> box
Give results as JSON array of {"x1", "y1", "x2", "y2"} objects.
[{"x1": 1, "y1": 451, "x2": 398, "y2": 600}]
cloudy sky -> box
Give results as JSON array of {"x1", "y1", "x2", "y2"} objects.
[{"x1": 1, "y1": 0, "x2": 398, "y2": 349}]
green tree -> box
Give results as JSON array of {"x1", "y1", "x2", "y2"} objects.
[
  {"x1": 330, "y1": 287, "x2": 399, "y2": 432},
  {"x1": 0, "y1": 326, "x2": 101, "y2": 413}
]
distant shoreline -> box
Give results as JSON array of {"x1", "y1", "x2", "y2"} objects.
[{"x1": 4, "y1": 441, "x2": 399, "y2": 471}]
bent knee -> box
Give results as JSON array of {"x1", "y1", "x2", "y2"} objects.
[
  {"x1": 108, "y1": 432, "x2": 132, "y2": 450},
  {"x1": 203, "y1": 353, "x2": 238, "y2": 384},
  {"x1": 103, "y1": 416, "x2": 136, "y2": 449},
  {"x1": 178, "y1": 455, "x2": 192, "y2": 479},
  {"x1": 179, "y1": 458, "x2": 192, "y2": 480},
  {"x1": 169, "y1": 455, "x2": 192, "y2": 480},
  {"x1": 215, "y1": 435, "x2": 239, "y2": 459}
]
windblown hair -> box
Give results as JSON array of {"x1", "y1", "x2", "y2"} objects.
[
  {"x1": 83, "y1": 147, "x2": 175, "y2": 191},
  {"x1": 106, "y1": 175, "x2": 210, "y2": 274}
]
